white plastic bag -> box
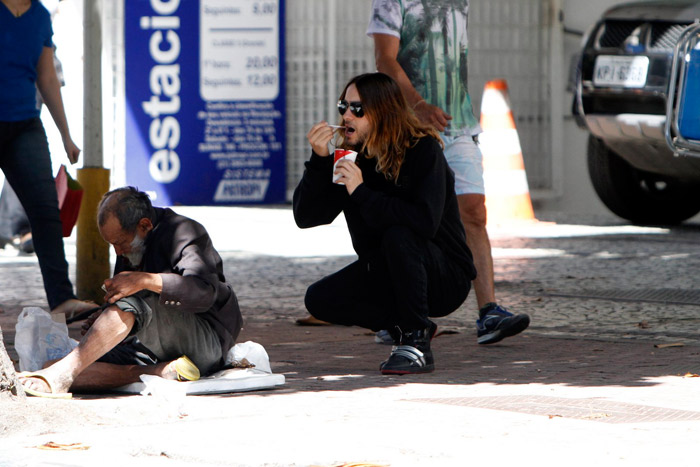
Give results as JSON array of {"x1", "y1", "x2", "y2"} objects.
[
  {"x1": 225, "y1": 341, "x2": 272, "y2": 374},
  {"x1": 14, "y1": 307, "x2": 78, "y2": 372}
]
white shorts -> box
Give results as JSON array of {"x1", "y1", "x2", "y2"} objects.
[{"x1": 441, "y1": 134, "x2": 485, "y2": 195}]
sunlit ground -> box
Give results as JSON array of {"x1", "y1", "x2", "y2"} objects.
[{"x1": 0, "y1": 208, "x2": 675, "y2": 262}]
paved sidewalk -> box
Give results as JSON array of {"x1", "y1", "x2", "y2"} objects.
[{"x1": 2, "y1": 207, "x2": 700, "y2": 466}]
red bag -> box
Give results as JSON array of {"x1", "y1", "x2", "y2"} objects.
[{"x1": 55, "y1": 165, "x2": 83, "y2": 237}]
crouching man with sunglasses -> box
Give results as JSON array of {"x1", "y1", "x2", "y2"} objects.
[{"x1": 293, "y1": 72, "x2": 476, "y2": 374}]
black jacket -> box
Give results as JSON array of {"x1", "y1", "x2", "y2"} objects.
[
  {"x1": 293, "y1": 136, "x2": 475, "y2": 278},
  {"x1": 115, "y1": 207, "x2": 242, "y2": 359}
]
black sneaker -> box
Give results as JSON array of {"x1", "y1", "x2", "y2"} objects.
[
  {"x1": 476, "y1": 303, "x2": 530, "y2": 345},
  {"x1": 380, "y1": 325, "x2": 435, "y2": 375}
]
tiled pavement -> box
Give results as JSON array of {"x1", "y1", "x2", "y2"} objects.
[{"x1": 1, "y1": 207, "x2": 700, "y2": 466}]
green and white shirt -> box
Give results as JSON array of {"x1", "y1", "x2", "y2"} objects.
[{"x1": 367, "y1": 0, "x2": 480, "y2": 136}]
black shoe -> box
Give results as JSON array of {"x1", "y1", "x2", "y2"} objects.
[
  {"x1": 380, "y1": 325, "x2": 435, "y2": 375},
  {"x1": 476, "y1": 303, "x2": 530, "y2": 345}
]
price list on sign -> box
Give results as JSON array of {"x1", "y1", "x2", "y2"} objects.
[
  {"x1": 124, "y1": 0, "x2": 286, "y2": 206},
  {"x1": 200, "y1": 0, "x2": 280, "y2": 101}
]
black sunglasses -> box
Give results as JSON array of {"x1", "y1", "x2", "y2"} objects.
[{"x1": 337, "y1": 100, "x2": 364, "y2": 118}]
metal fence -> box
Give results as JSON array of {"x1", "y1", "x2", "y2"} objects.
[{"x1": 284, "y1": 0, "x2": 376, "y2": 200}]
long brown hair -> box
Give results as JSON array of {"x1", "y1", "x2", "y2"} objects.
[{"x1": 337, "y1": 73, "x2": 442, "y2": 182}]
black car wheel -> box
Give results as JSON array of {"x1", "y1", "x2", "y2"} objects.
[{"x1": 587, "y1": 135, "x2": 700, "y2": 225}]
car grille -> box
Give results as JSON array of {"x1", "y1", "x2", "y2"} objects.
[
  {"x1": 598, "y1": 20, "x2": 643, "y2": 48},
  {"x1": 596, "y1": 20, "x2": 691, "y2": 52},
  {"x1": 649, "y1": 24, "x2": 688, "y2": 51}
]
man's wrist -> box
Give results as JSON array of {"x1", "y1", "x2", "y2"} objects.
[{"x1": 148, "y1": 273, "x2": 164, "y2": 294}]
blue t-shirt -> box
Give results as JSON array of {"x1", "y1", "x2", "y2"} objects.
[{"x1": 0, "y1": 0, "x2": 53, "y2": 121}]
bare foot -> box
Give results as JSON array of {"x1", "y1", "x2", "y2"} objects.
[
  {"x1": 160, "y1": 361, "x2": 179, "y2": 381},
  {"x1": 51, "y1": 298, "x2": 99, "y2": 320},
  {"x1": 160, "y1": 356, "x2": 200, "y2": 381},
  {"x1": 18, "y1": 368, "x2": 74, "y2": 396}
]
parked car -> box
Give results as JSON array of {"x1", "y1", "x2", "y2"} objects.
[{"x1": 573, "y1": 0, "x2": 700, "y2": 224}]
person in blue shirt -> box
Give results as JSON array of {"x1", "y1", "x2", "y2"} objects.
[
  {"x1": 0, "y1": 0, "x2": 94, "y2": 316},
  {"x1": 0, "y1": 0, "x2": 66, "y2": 256}
]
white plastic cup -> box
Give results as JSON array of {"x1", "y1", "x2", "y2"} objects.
[{"x1": 333, "y1": 149, "x2": 358, "y2": 184}]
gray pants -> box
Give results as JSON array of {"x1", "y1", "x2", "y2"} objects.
[{"x1": 99, "y1": 291, "x2": 223, "y2": 375}]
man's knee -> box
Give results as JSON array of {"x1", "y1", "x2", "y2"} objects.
[
  {"x1": 304, "y1": 282, "x2": 331, "y2": 321},
  {"x1": 105, "y1": 304, "x2": 137, "y2": 331},
  {"x1": 457, "y1": 194, "x2": 487, "y2": 230},
  {"x1": 111, "y1": 292, "x2": 154, "y2": 336}
]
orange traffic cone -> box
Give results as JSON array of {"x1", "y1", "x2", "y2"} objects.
[{"x1": 479, "y1": 79, "x2": 536, "y2": 226}]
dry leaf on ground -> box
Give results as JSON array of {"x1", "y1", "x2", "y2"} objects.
[
  {"x1": 654, "y1": 343, "x2": 684, "y2": 349},
  {"x1": 35, "y1": 441, "x2": 90, "y2": 451}
]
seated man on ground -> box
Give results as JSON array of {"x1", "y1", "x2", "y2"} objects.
[
  {"x1": 19, "y1": 187, "x2": 242, "y2": 397},
  {"x1": 293, "y1": 72, "x2": 476, "y2": 374}
]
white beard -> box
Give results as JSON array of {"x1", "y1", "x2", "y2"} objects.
[{"x1": 124, "y1": 233, "x2": 146, "y2": 267}]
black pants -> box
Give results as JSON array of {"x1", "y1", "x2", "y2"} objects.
[
  {"x1": 0, "y1": 118, "x2": 75, "y2": 309},
  {"x1": 305, "y1": 225, "x2": 471, "y2": 332}
]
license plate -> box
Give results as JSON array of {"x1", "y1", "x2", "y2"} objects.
[{"x1": 593, "y1": 55, "x2": 649, "y2": 88}]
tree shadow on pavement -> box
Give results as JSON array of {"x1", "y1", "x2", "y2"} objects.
[
  {"x1": 231, "y1": 316, "x2": 700, "y2": 398},
  {"x1": 224, "y1": 243, "x2": 700, "y2": 396}
]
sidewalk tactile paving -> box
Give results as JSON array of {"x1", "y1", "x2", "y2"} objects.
[{"x1": 407, "y1": 396, "x2": 700, "y2": 424}]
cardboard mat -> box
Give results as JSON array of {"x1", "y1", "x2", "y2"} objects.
[
  {"x1": 114, "y1": 368, "x2": 285, "y2": 395},
  {"x1": 114, "y1": 341, "x2": 285, "y2": 396}
]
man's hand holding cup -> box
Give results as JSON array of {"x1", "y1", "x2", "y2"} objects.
[{"x1": 333, "y1": 148, "x2": 361, "y2": 194}]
